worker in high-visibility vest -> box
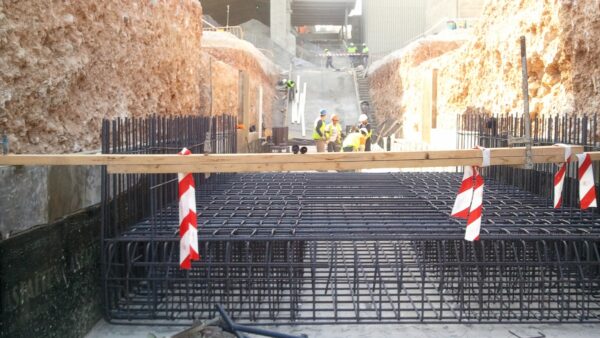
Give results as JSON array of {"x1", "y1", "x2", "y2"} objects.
[
  {"x1": 312, "y1": 109, "x2": 327, "y2": 152},
  {"x1": 342, "y1": 127, "x2": 367, "y2": 152},
  {"x1": 325, "y1": 114, "x2": 343, "y2": 152},
  {"x1": 361, "y1": 43, "x2": 369, "y2": 66},
  {"x1": 358, "y1": 114, "x2": 372, "y2": 152},
  {"x1": 347, "y1": 42, "x2": 357, "y2": 67},
  {"x1": 286, "y1": 79, "x2": 296, "y2": 102}
]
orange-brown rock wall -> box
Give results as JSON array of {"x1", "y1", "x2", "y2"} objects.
[
  {"x1": 369, "y1": 37, "x2": 468, "y2": 138},
  {"x1": 0, "y1": 0, "x2": 204, "y2": 153},
  {"x1": 369, "y1": 0, "x2": 600, "y2": 145},
  {"x1": 202, "y1": 32, "x2": 279, "y2": 131}
]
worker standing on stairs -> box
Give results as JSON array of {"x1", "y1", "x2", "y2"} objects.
[
  {"x1": 325, "y1": 114, "x2": 343, "y2": 152},
  {"x1": 324, "y1": 49, "x2": 335, "y2": 69},
  {"x1": 358, "y1": 114, "x2": 372, "y2": 152},
  {"x1": 347, "y1": 42, "x2": 357, "y2": 67},
  {"x1": 312, "y1": 109, "x2": 328, "y2": 153},
  {"x1": 361, "y1": 43, "x2": 369, "y2": 67}
]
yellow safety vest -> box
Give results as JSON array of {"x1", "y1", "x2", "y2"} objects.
[
  {"x1": 342, "y1": 132, "x2": 362, "y2": 151},
  {"x1": 312, "y1": 118, "x2": 326, "y2": 140},
  {"x1": 325, "y1": 123, "x2": 343, "y2": 144}
]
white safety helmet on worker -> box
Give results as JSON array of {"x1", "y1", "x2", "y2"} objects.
[
  {"x1": 359, "y1": 114, "x2": 368, "y2": 123},
  {"x1": 360, "y1": 128, "x2": 368, "y2": 135}
]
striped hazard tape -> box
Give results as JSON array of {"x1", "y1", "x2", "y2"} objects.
[
  {"x1": 178, "y1": 147, "x2": 200, "y2": 270},
  {"x1": 577, "y1": 153, "x2": 598, "y2": 209},
  {"x1": 319, "y1": 53, "x2": 367, "y2": 57},
  {"x1": 451, "y1": 146, "x2": 490, "y2": 241}
]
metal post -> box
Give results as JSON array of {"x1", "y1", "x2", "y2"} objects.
[
  {"x1": 521, "y1": 36, "x2": 533, "y2": 169},
  {"x1": 1, "y1": 132, "x2": 8, "y2": 155},
  {"x1": 226, "y1": 5, "x2": 230, "y2": 27}
]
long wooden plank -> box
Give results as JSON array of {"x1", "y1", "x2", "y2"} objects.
[
  {"x1": 0, "y1": 146, "x2": 585, "y2": 166},
  {"x1": 107, "y1": 153, "x2": 568, "y2": 174}
]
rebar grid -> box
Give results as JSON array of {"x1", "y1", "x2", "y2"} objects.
[{"x1": 103, "y1": 172, "x2": 600, "y2": 324}]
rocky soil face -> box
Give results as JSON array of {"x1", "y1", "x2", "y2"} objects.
[
  {"x1": 369, "y1": 34, "x2": 468, "y2": 138},
  {"x1": 0, "y1": 0, "x2": 204, "y2": 153},
  {"x1": 201, "y1": 31, "x2": 279, "y2": 130},
  {"x1": 369, "y1": 0, "x2": 600, "y2": 142}
]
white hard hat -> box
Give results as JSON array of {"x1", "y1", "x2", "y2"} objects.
[
  {"x1": 359, "y1": 114, "x2": 368, "y2": 123},
  {"x1": 360, "y1": 128, "x2": 368, "y2": 135}
]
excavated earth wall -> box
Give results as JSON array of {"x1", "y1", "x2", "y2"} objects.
[
  {"x1": 201, "y1": 31, "x2": 279, "y2": 130},
  {"x1": 0, "y1": 0, "x2": 204, "y2": 153},
  {"x1": 369, "y1": 0, "x2": 600, "y2": 143}
]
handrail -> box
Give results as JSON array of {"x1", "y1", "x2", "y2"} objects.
[
  {"x1": 203, "y1": 26, "x2": 244, "y2": 40},
  {"x1": 202, "y1": 19, "x2": 216, "y2": 29}
]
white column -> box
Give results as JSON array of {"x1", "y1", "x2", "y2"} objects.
[
  {"x1": 258, "y1": 85, "x2": 263, "y2": 139},
  {"x1": 270, "y1": 0, "x2": 293, "y2": 53},
  {"x1": 300, "y1": 82, "x2": 308, "y2": 137}
]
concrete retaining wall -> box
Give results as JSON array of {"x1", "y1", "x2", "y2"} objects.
[
  {"x1": 0, "y1": 206, "x2": 102, "y2": 337},
  {"x1": 0, "y1": 165, "x2": 101, "y2": 239}
]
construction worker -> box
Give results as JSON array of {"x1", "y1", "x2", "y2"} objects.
[
  {"x1": 358, "y1": 114, "x2": 372, "y2": 152},
  {"x1": 361, "y1": 43, "x2": 369, "y2": 66},
  {"x1": 342, "y1": 127, "x2": 368, "y2": 152},
  {"x1": 312, "y1": 109, "x2": 327, "y2": 152},
  {"x1": 286, "y1": 79, "x2": 296, "y2": 102},
  {"x1": 347, "y1": 42, "x2": 357, "y2": 67},
  {"x1": 324, "y1": 48, "x2": 335, "y2": 69},
  {"x1": 325, "y1": 114, "x2": 343, "y2": 152}
]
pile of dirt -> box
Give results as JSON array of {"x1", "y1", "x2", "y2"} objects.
[{"x1": 0, "y1": 0, "x2": 204, "y2": 153}]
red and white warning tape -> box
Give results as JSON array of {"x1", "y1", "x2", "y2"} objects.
[
  {"x1": 451, "y1": 166, "x2": 474, "y2": 219},
  {"x1": 319, "y1": 53, "x2": 365, "y2": 57},
  {"x1": 553, "y1": 144, "x2": 572, "y2": 209},
  {"x1": 451, "y1": 146, "x2": 490, "y2": 241},
  {"x1": 576, "y1": 153, "x2": 598, "y2": 209},
  {"x1": 178, "y1": 148, "x2": 200, "y2": 270},
  {"x1": 465, "y1": 168, "x2": 484, "y2": 242}
]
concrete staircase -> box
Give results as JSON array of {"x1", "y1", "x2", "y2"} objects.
[
  {"x1": 355, "y1": 68, "x2": 401, "y2": 149},
  {"x1": 355, "y1": 68, "x2": 377, "y2": 139}
]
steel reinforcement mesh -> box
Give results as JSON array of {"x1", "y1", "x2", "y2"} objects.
[{"x1": 103, "y1": 172, "x2": 600, "y2": 324}]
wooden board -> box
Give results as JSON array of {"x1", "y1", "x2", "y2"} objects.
[{"x1": 0, "y1": 146, "x2": 592, "y2": 174}]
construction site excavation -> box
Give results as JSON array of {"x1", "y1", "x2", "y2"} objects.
[{"x1": 2, "y1": 1, "x2": 600, "y2": 338}]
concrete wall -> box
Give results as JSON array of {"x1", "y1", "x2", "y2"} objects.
[
  {"x1": 270, "y1": 0, "x2": 296, "y2": 55},
  {"x1": 425, "y1": 0, "x2": 485, "y2": 30},
  {"x1": 362, "y1": 0, "x2": 427, "y2": 56},
  {"x1": 1, "y1": 207, "x2": 102, "y2": 337},
  {"x1": 0, "y1": 164, "x2": 101, "y2": 239}
]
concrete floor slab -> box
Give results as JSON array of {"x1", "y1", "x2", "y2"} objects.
[{"x1": 87, "y1": 320, "x2": 600, "y2": 338}]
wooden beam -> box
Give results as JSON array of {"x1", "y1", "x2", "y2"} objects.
[
  {"x1": 0, "y1": 146, "x2": 592, "y2": 174},
  {"x1": 106, "y1": 153, "x2": 570, "y2": 174}
]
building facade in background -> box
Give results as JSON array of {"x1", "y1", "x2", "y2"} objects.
[
  {"x1": 362, "y1": 0, "x2": 426, "y2": 57},
  {"x1": 362, "y1": 0, "x2": 485, "y2": 57},
  {"x1": 425, "y1": 0, "x2": 485, "y2": 31}
]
